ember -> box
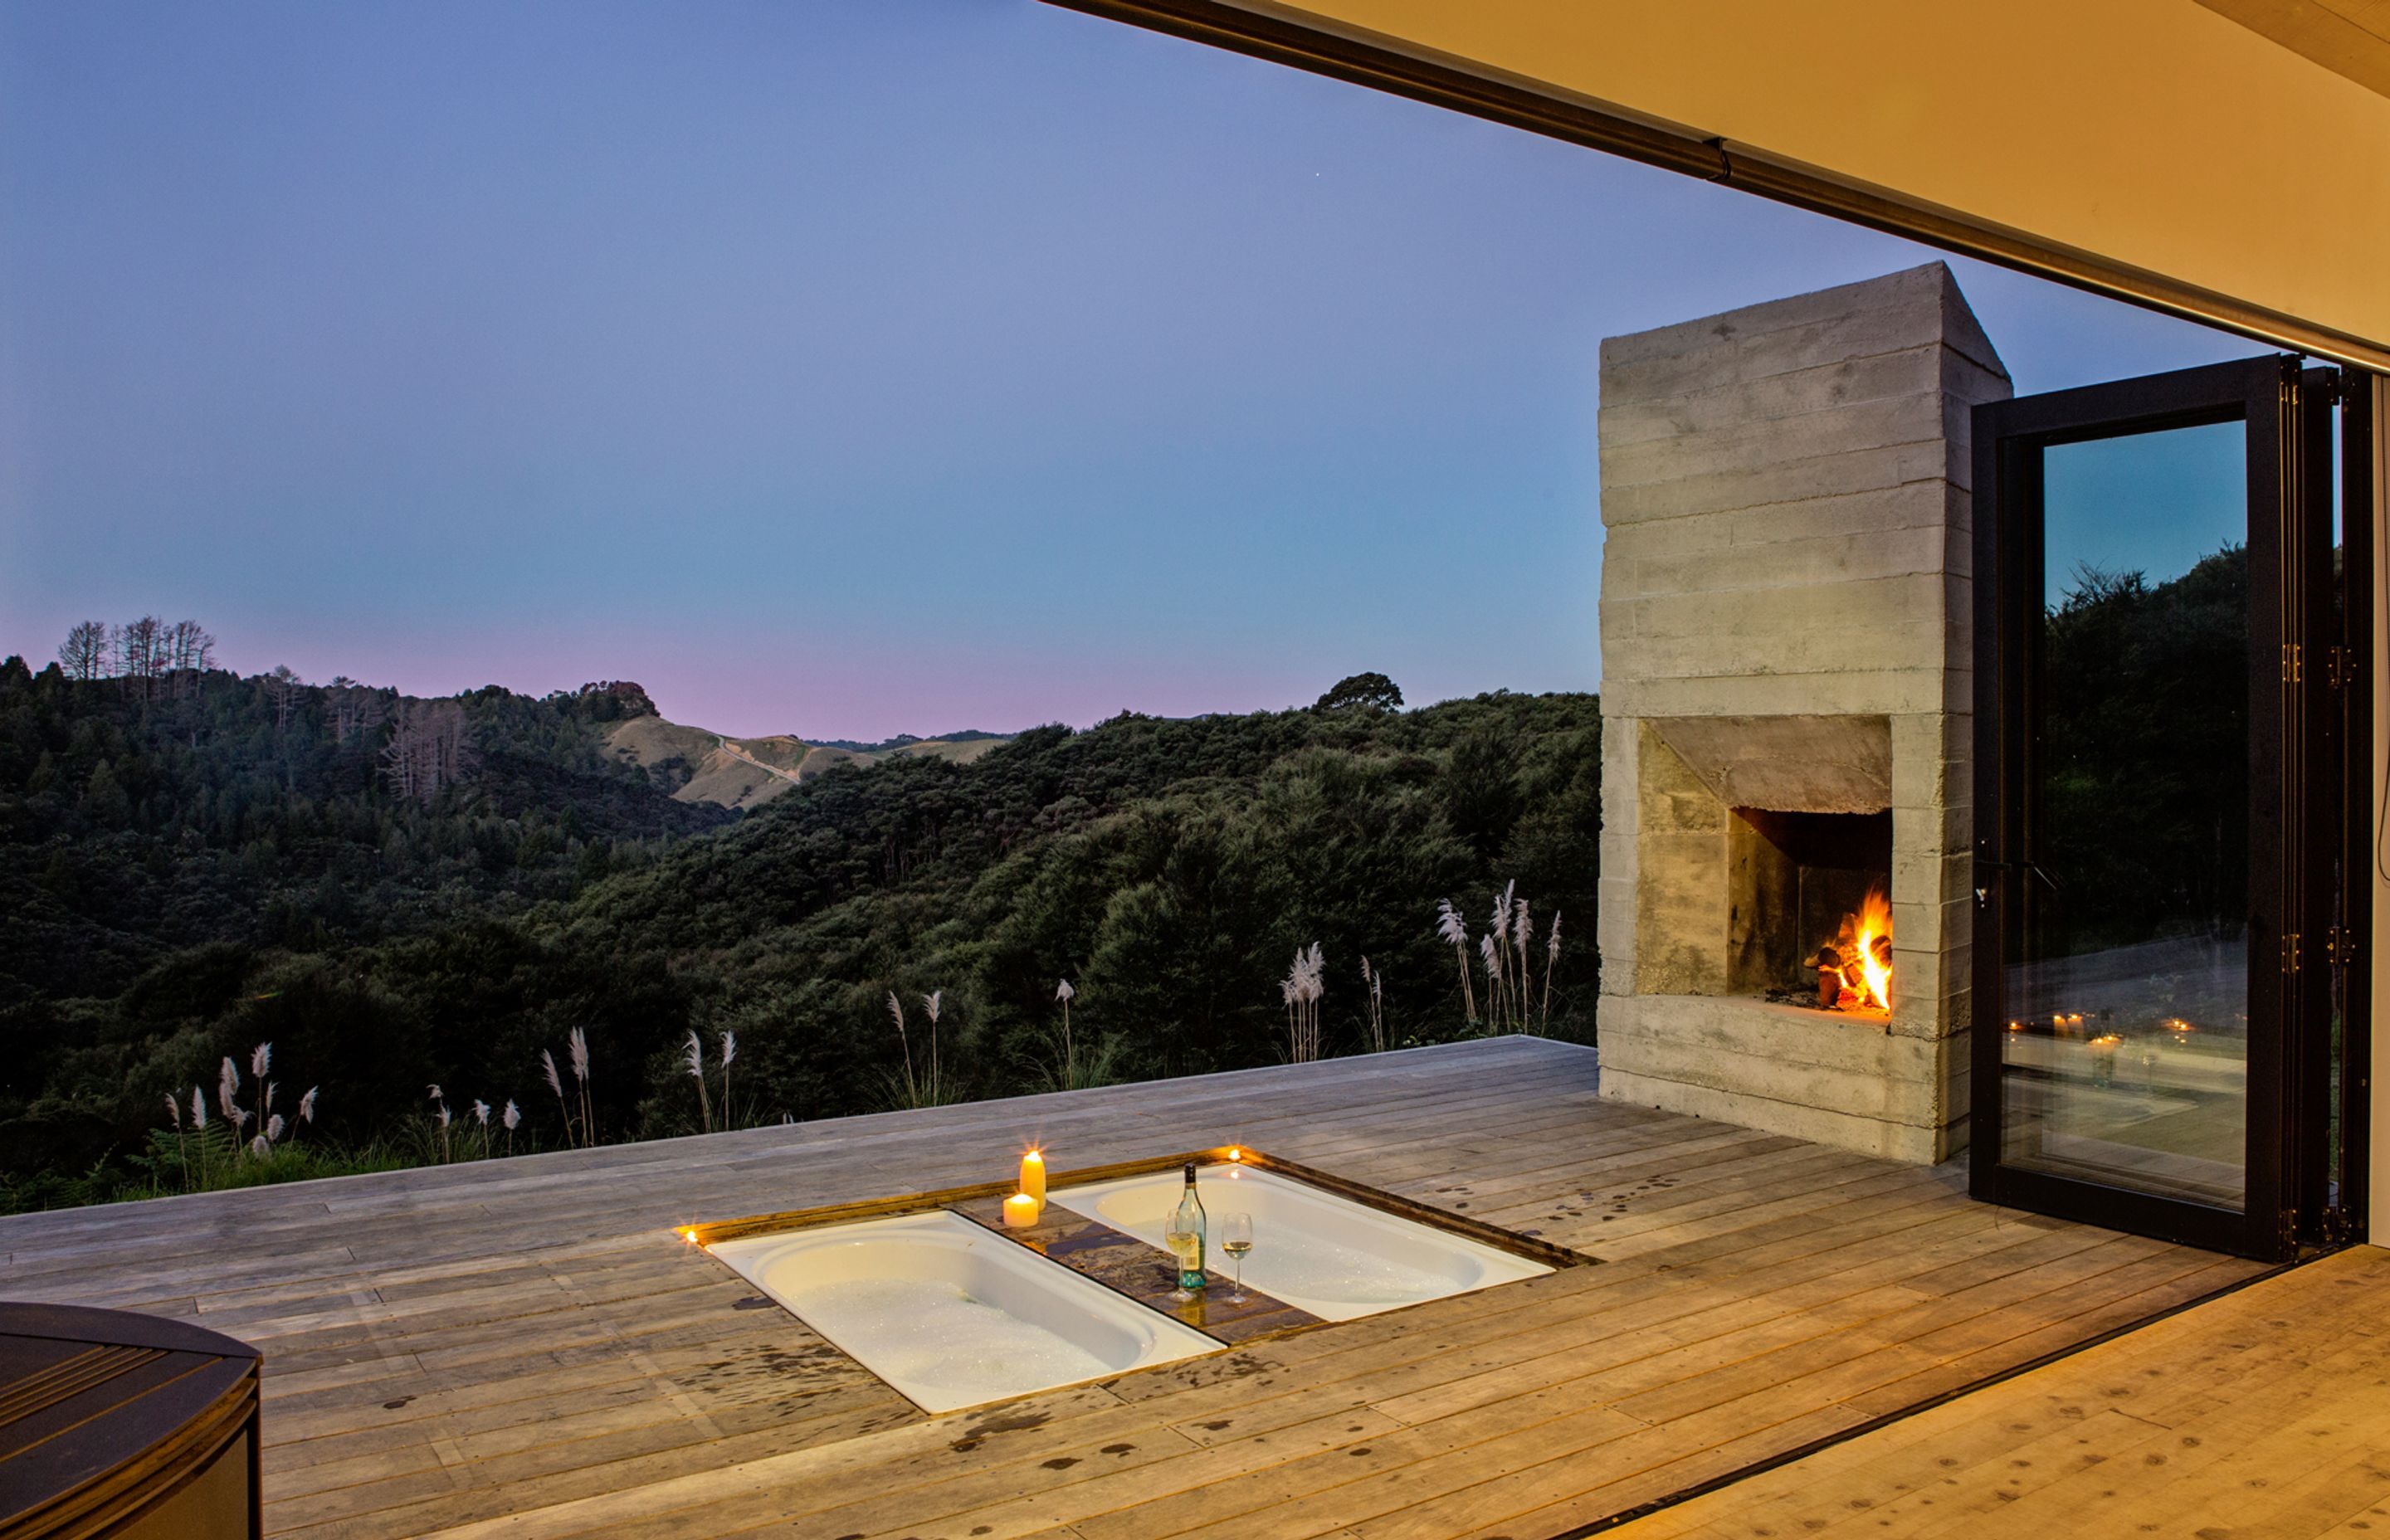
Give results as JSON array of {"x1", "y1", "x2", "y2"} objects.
[{"x1": 1807, "y1": 889, "x2": 1892, "y2": 1011}]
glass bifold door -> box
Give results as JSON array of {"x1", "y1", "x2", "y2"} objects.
[{"x1": 1971, "y1": 356, "x2": 2371, "y2": 1260}]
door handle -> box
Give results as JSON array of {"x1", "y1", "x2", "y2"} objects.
[{"x1": 1975, "y1": 857, "x2": 2061, "y2": 908}]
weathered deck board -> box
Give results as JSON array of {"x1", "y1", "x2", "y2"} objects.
[
  {"x1": 0, "y1": 1037, "x2": 2267, "y2": 1539},
  {"x1": 1608, "y1": 1245, "x2": 2390, "y2": 1540}
]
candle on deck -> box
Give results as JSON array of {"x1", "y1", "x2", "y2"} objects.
[
  {"x1": 1002, "y1": 1193, "x2": 1040, "y2": 1229},
  {"x1": 1020, "y1": 1149, "x2": 1046, "y2": 1211}
]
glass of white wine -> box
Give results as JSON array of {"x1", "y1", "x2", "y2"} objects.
[{"x1": 1222, "y1": 1212, "x2": 1254, "y2": 1303}]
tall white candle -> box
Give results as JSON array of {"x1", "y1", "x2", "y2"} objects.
[{"x1": 1020, "y1": 1149, "x2": 1046, "y2": 1211}]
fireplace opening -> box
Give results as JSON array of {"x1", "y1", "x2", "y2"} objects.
[{"x1": 1726, "y1": 807, "x2": 1894, "y2": 1010}]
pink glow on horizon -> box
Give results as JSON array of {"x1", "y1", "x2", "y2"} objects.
[{"x1": 177, "y1": 620, "x2": 1412, "y2": 742}]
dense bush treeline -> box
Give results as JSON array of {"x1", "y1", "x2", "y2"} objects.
[
  {"x1": 0, "y1": 657, "x2": 1602, "y2": 1211},
  {"x1": 2039, "y1": 545, "x2": 2249, "y2": 953}
]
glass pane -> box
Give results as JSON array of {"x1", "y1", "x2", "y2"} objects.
[{"x1": 2000, "y1": 419, "x2": 2250, "y2": 1210}]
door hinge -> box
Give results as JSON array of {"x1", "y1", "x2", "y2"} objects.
[
  {"x1": 2326, "y1": 645, "x2": 2354, "y2": 690},
  {"x1": 2327, "y1": 926, "x2": 2359, "y2": 970},
  {"x1": 2282, "y1": 1207, "x2": 2302, "y2": 1253},
  {"x1": 2282, "y1": 932, "x2": 2303, "y2": 974},
  {"x1": 2319, "y1": 1206, "x2": 2354, "y2": 1246},
  {"x1": 2283, "y1": 642, "x2": 2303, "y2": 684}
]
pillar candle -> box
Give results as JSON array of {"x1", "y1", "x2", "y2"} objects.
[
  {"x1": 1020, "y1": 1149, "x2": 1046, "y2": 1210},
  {"x1": 1002, "y1": 1193, "x2": 1039, "y2": 1228}
]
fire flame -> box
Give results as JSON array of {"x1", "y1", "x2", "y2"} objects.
[
  {"x1": 1822, "y1": 889, "x2": 1893, "y2": 1012},
  {"x1": 1853, "y1": 889, "x2": 1892, "y2": 1010}
]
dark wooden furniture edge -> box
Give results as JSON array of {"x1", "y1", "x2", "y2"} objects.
[{"x1": 0, "y1": 1302, "x2": 262, "y2": 1540}]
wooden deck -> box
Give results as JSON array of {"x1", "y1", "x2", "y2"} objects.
[
  {"x1": 0, "y1": 1037, "x2": 2268, "y2": 1539},
  {"x1": 1612, "y1": 1244, "x2": 2390, "y2": 1540}
]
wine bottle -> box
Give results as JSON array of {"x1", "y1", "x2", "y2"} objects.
[{"x1": 1167, "y1": 1161, "x2": 1207, "y2": 1294}]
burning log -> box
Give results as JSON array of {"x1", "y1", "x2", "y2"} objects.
[
  {"x1": 1802, "y1": 888, "x2": 1895, "y2": 1012},
  {"x1": 1812, "y1": 945, "x2": 1842, "y2": 1009}
]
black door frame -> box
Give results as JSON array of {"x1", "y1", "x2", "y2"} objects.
[
  {"x1": 1969, "y1": 353, "x2": 2363, "y2": 1261},
  {"x1": 2324, "y1": 370, "x2": 2374, "y2": 1243}
]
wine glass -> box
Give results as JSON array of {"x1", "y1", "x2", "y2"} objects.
[{"x1": 1222, "y1": 1212, "x2": 1254, "y2": 1304}]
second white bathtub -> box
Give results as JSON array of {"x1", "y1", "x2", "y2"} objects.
[{"x1": 1048, "y1": 1162, "x2": 1551, "y2": 1321}]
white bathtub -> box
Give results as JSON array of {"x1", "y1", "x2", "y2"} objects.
[
  {"x1": 707, "y1": 1210, "x2": 1218, "y2": 1413},
  {"x1": 1049, "y1": 1163, "x2": 1552, "y2": 1321}
]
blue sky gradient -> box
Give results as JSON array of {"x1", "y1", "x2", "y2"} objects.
[{"x1": 0, "y1": 0, "x2": 2263, "y2": 738}]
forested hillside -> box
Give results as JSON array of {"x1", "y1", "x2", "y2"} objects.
[{"x1": 0, "y1": 652, "x2": 1600, "y2": 1211}]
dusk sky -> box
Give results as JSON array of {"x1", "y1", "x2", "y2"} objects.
[{"x1": 1, "y1": 1, "x2": 2263, "y2": 740}]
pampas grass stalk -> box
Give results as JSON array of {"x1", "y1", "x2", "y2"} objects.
[
  {"x1": 1544, "y1": 910, "x2": 1562, "y2": 1026},
  {"x1": 885, "y1": 992, "x2": 916, "y2": 1106},
  {"x1": 1480, "y1": 933, "x2": 1502, "y2": 1036},
  {"x1": 428, "y1": 1084, "x2": 451, "y2": 1163},
  {"x1": 166, "y1": 1093, "x2": 188, "y2": 1190},
  {"x1": 1436, "y1": 899, "x2": 1477, "y2": 1023},
  {"x1": 543, "y1": 1049, "x2": 573, "y2": 1148},
  {"x1": 1310, "y1": 943, "x2": 1324, "y2": 1060},
  {"x1": 190, "y1": 1086, "x2": 209, "y2": 1188},
  {"x1": 1513, "y1": 899, "x2": 1533, "y2": 1035},
  {"x1": 1056, "y1": 979, "x2": 1076, "y2": 1084},
  {"x1": 1487, "y1": 890, "x2": 1511, "y2": 1030},
  {"x1": 502, "y1": 1099, "x2": 520, "y2": 1156},
  {"x1": 683, "y1": 1031, "x2": 712, "y2": 1133},
  {"x1": 1281, "y1": 944, "x2": 1324, "y2": 1063},
  {"x1": 920, "y1": 992, "x2": 944, "y2": 1107},
  {"x1": 718, "y1": 1031, "x2": 736, "y2": 1131},
  {"x1": 251, "y1": 1043, "x2": 272, "y2": 1153},
  {"x1": 568, "y1": 1027, "x2": 593, "y2": 1147}
]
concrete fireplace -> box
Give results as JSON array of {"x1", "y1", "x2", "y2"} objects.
[{"x1": 1595, "y1": 264, "x2": 2009, "y2": 1164}]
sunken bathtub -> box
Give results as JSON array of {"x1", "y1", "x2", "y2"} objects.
[
  {"x1": 1050, "y1": 1162, "x2": 1551, "y2": 1321},
  {"x1": 706, "y1": 1208, "x2": 1217, "y2": 1413}
]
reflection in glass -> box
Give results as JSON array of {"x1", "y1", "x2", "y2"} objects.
[{"x1": 2001, "y1": 422, "x2": 2249, "y2": 1210}]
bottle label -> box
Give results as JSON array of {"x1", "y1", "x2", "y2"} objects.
[{"x1": 1168, "y1": 1231, "x2": 1204, "y2": 1289}]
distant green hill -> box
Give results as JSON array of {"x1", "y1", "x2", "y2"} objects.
[
  {"x1": 808, "y1": 729, "x2": 1011, "y2": 753},
  {"x1": 605, "y1": 717, "x2": 1014, "y2": 811},
  {"x1": 0, "y1": 657, "x2": 1600, "y2": 1211}
]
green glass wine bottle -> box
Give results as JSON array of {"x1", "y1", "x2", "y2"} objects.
[{"x1": 1166, "y1": 1162, "x2": 1207, "y2": 1296}]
